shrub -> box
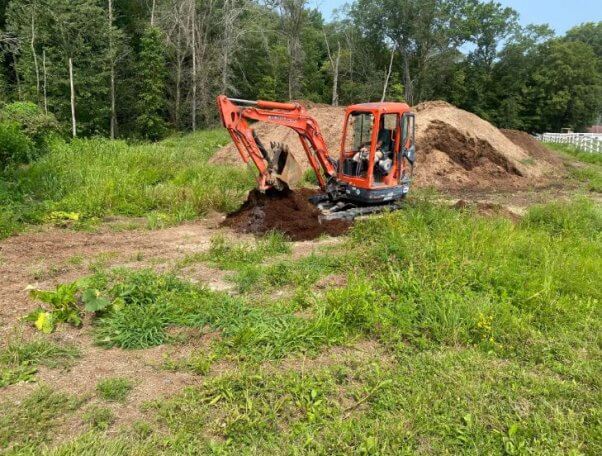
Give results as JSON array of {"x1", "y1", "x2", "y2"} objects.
[
  {"x1": 0, "y1": 121, "x2": 34, "y2": 167},
  {"x1": 0, "y1": 102, "x2": 60, "y2": 167},
  {"x1": 0, "y1": 102, "x2": 60, "y2": 152}
]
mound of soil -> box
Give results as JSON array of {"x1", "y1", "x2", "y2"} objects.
[
  {"x1": 412, "y1": 101, "x2": 558, "y2": 191},
  {"x1": 501, "y1": 129, "x2": 564, "y2": 167},
  {"x1": 222, "y1": 188, "x2": 350, "y2": 241},
  {"x1": 212, "y1": 99, "x2": 561, "y2": 193}
]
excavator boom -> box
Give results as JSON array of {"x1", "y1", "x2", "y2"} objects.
[{"x1": 217, "y1": 96, "x2": 336, "y2": 191}]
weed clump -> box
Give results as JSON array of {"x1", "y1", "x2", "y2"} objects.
[
  {"x1": 0, "y1": 339, "x2": 79, "y2": 388},
  {"x1": 97, "y1": 377, "x2": 134, "y2": 402}
]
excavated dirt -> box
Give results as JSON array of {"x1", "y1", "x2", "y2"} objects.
[
  {"x1": 222, "y1": 188, "x2": 351, "y2": 241},
  {"x1": 213, "y1": 100, "x2": 564, "y2": 192},
  {"x1": 412, "y1": 101, "x2": 561, "y2": 190},
  {"x1": 501, "y1": 129, "x2": 565, "y2": 167}
]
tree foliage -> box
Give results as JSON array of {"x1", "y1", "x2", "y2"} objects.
[{"x1": 0, "y1": 0, "x2": 599, "y2": 135}]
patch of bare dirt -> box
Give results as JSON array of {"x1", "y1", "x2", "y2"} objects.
[{"x1": 0, "y1": 221, "x2": 247, "y2": 340}]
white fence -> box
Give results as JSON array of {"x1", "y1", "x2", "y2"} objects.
[{"x1": 539, "y1": 133, "x2": 602, "y2": 153}]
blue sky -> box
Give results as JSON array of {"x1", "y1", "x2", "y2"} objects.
[{"x1": 312, "y1": 0, "x2": 602, "y2": 35}]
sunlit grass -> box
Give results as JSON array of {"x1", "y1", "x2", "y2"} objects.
[{"x1": 0, "y1": 130, "x2": 255, "y2": 238}]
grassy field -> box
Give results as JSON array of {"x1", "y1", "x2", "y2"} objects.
[
  {"x1": 0, "y1": 130, "x2": 255, "y2": 238},
  {"x1": 1, "y1": 134, "x2": 601, "y2": 454},
  {"x1": 544, "y1": 142, "x2": 602, "y2": 192}
]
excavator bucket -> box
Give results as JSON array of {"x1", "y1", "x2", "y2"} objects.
[
  {"x1": 270, "y1": 142, "x2": 302, "y2": 189},
  {"x1": 252, "y1": 132, "x2": 302, "y2": 190}
]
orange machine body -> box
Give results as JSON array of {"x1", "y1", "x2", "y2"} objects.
[{"x1": 217, "y1": 95, "x2": 416, "y2": 206}]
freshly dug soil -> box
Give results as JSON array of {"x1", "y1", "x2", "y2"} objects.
[
  {"x1": 222, "y1": 188, "x2": 351, "y2": 241},
  {"x1": 501, "y1": 129, "x2": 564, "y2": 167}
]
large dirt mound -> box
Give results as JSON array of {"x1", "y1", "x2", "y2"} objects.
[
  {"x1": 212, "y1": 100, "x2": 561, "y2": 192},
  {"x1": 222, "y1": 188, "x2": 350, "y2": 241},
  {"x1": 412, "y1": 101, "x2": 559, "y2": 190}
]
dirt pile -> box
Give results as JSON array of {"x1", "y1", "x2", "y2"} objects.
[
  {"x1": 501, "y1": 129, "x2": 564, "y2": 167},
  {"x1": 212, "y1": 99, "x2": 561, "y2": 192},
  {"x1": 222, "y1": 188, "x2": 350, "y2": 241},
  {"x1": 413, "y1": 101, "x2": 559, "y2": 190}
]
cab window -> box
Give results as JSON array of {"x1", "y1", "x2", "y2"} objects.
[{"x1": 344, "y1": 112, "x2": 374, "y2": 153}]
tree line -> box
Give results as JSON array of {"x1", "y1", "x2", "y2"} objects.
[{"x1": 0, "y1": 0, "x2": 600, "y2": 140}]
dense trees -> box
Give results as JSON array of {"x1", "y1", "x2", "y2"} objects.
[{"x1": 0, "y1": 0, "x2": 600, "y2": 138}]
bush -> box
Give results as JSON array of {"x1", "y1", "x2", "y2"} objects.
[
  {"x1": 0, "y1": 121, "x2": 34, "y2": 166},
  {"x1": 0, "y1": 102, "x2": 60, "y2": 164}
]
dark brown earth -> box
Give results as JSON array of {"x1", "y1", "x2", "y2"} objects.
[
  {"x1": 222, "y1": 188, "x2": 351, "y2": 241},
  {"x1": 501, "y1": 129, "x2": 565, "y2": 167}
]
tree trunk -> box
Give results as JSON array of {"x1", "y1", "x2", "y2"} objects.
[
  {"x1": 69, "y1": 58, "x2": 77, "y2": 137},
  {"x1": 323, "y1": 30, "x2": 340, "y2": 107},
  {"x1": 12, "y1": 53, "x2": 21, "y2": 100},
  {"x1": 42, "y1": 49, "x2": 48, "y2": 114},
  {"x1": 150, "y1": 0, "x2": 156, "y2": 27},
  {"x1": 175, "y1": 48, "x2": 182, "y2": 129},
  {"x1": 31, "y1": 12, "x2": 40, "y2": 101},
  {"x1": 191, "y1": 0, "x2": 197, "y2": 131},
  {"x1": 401, "y1": 50, "x2": 413, "y2": 105},
  {"x1": 381, "y1": 46, "x2": 395, "y2": 102},
  {"x1": 108, "y1": 0, "x2": 116, "y2": 139},
  {"x1": 332, "y1": 42, "x2": 340, "y2": 106}
]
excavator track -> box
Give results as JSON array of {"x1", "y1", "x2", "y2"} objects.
[{"x1": 309, "y1": 194, "x2": 406, "y2": 222}]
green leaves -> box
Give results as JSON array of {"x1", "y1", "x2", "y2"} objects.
[
  {"x1": 82, "y1": 289, "x2": 112, "y2": 313},
  {"x1": 26, "y1": 283, "x2": 116, "y2": 334},
  {"x1": 28, "y1": 283, "x2": 82, "y2": 333},
  {"x1": 34, "y1": 312, "x2": 55, "y2": 334}
]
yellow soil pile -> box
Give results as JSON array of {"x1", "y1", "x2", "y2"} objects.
[{"x1": 212, "y1": 100, "x2": 562, "y2": 191}]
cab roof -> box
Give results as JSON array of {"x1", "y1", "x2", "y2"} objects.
[{"x1": 346, "y1": 102, "x2": 412, "y2": 115}]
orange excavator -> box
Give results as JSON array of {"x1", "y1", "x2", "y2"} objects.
[{"x1": 217, "y1": 96, "x2": 416, "y2": 220}]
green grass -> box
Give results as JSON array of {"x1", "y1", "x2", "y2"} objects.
[
  {"x1": 96, "y1": 377, "x2": 134, "y2": 402},
  {"x1": 544, "y1": 141, "x2": 602, "y2": 165},
  {"x1": 0, "y1": 130, "x2": 255, "y2": 238},
  {"x1": 0, "y1": 386, "x2": 82, "y2": 452},
  {"x1": 544, "y1": 142, "x2": 602, "y2": 192},
  {"x1": 83, "y1": 406, "x2": 115, "y2": 431},
  {"x1": 3, "y1": 191, "x2": 601, "y2": 453},
  {"x1": 0, "y1": 338, "x2": 80, "y2": 387}
]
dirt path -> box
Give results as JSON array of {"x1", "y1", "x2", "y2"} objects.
[{"x1": 0, "y1": 218, "x2": 243, "y2": 340}]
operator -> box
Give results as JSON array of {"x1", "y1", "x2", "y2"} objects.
[
  {"x1": 354, "y1": 117, "x2": 390, "y2": 159},
  {"x1": 353, "y1": 116, "x2": 393, "y2": 175}
]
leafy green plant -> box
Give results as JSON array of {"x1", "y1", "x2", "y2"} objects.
[
  {"x1": 96, "y1": 377, "x2": 134, "y2": 402},
  {"x1": 26, "y1": 283, "x2": 82, "y2": 333},
  {"x1": 82, "y1": 288, "x2": 113, "y2": 313},
  {"x1": 25, "y1": 282, "x2": 119, "y2": 333}
]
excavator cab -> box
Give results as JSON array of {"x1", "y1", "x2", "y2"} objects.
[{"x1": 336, "y1": 103, "x2": 415, "y2": 205}]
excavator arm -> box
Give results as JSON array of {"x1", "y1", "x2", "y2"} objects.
[{"x1": 217, "y1": 96, "x2": 337, "y2": 191}]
